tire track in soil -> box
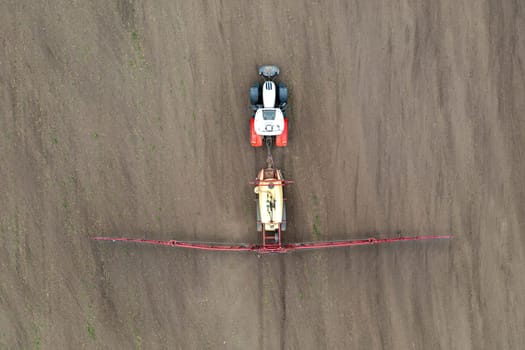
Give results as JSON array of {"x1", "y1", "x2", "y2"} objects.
[
  {"x1": 256, "y1": 257, "x2": 264, "y2": 350},
  {"x1": 279, "y1": 255, "x2": 287, "y2": 350}
]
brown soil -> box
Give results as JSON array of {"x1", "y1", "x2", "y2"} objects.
[{"x1": 1, "y1": 0, "x2": 524, "y2": 349}]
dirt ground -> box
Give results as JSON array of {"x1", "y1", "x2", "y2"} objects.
[{"x1": 1, "y1": 0, "x2": 524, "y2": 348}]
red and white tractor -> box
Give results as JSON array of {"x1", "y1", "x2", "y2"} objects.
[{"x1": 250, "y1": 65, "x2": 289, "y2": 147}]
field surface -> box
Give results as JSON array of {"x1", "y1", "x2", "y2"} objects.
[{"x1": 1, "y1": 0, "x2": 524, "y2": 349}]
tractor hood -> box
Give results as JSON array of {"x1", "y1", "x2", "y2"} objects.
[{"x1": 262, "y1": 81, "x2": 277, "y2": 107}]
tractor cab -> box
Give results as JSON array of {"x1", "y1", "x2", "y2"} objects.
[{"x1": 253, "y1": 108, "x2": 285, "y2": 136}]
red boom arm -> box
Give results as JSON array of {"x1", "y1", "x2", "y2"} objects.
[{"x1": 92, "y1": 234, "x2": 451, "y2": 254}]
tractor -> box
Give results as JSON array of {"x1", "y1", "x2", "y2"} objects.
[{"x1": 250, "y1": 65, "x2": 289, "y2": 147}]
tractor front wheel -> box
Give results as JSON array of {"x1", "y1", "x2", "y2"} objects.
[
  {"x1": 250, "y1": 83, "x2": 260, "y2": 105},
  {"x1": 278, "y1": 82, "x2": 288, "y2": 105}
]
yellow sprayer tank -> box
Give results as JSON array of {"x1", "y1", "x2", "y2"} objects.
[{"x1": 254, "y1": 167, "x2": 285, "y2": 232}]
